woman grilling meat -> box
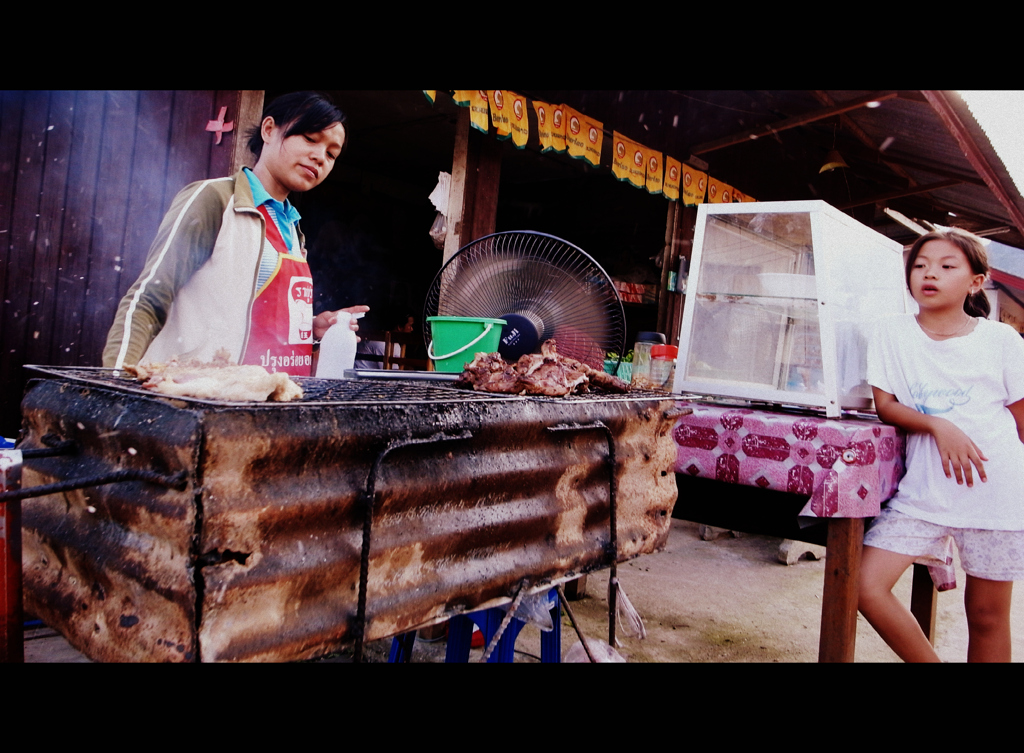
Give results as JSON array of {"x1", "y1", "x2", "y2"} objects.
[{"x1": 103, "y1": 91, "x2": 368, "y2": 376}]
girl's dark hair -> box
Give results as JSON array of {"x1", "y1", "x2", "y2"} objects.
[
  {"x1": 905, "y1": 228, "x2": 991, "y2": 318},
  {"x1": 247, "y1": 91, "x2": 346, "y2": 160}
]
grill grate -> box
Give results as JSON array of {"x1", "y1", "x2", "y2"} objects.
[{"x1": 25, "y1": 366, "x2": 671, "y2": 406}]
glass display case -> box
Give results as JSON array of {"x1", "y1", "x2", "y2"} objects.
[{"x1": 672, "y1": 200, "x2": 909, "y2": 417}]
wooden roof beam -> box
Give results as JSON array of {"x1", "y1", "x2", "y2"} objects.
[
  {"x1": 810, "y1": 90, "x2": 918, "y2": 187},
  {"x1": 836, "y1": 179, "x2": 964, "y2": 210},
  {"x1": 689, "y1": 91, "x2": 899, "y2": 155}
]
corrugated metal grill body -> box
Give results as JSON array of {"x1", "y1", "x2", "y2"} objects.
[{"x1": 19, "y1": 370, "x2": 678, "y2": 662}]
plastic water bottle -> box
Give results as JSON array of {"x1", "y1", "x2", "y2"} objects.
[{"x1": 315, "y1": 312, "x2": 364, "y2": 379}]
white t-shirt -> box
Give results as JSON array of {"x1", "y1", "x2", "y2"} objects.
[{"x1": 867, "y1": 314, "x2": 1024, "y2": 530}]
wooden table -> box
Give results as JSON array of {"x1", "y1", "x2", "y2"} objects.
[{"x1": 671, "y1": 400, "x2": 939, "y2": 662}]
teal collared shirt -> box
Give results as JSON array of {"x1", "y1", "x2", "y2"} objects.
[
  {"x1": 243, "y1": 167, "x2": 302, "y2": 253},
  {"x1": 243, "y1": 168, "x2": 304, "y2": 290}
]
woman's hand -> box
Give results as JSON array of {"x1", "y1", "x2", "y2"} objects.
[
  {"x1": 313, "y1": 305, "x2": 370, "y2": 341},
  {"x1": 929, "y1": 416, "x2": 988, "y2": 487}
]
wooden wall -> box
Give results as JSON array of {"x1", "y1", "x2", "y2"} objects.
[{"x1": 0, "y1": 90, "x2": 245, "y2": 437}]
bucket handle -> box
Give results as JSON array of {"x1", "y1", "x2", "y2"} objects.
[{"x1": 428, "y1": 323, "x2": 495, "y2": 362}]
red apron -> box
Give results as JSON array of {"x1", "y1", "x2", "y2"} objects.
[{"x1": 241, "y1": 206, "x2": 314, "y2": 376}]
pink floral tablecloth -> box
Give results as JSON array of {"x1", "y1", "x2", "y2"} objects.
[
  {"x1": 671, "y1": 401, "x2": 960, "y2": 591},
  {"x1": 672, "y1": 401, "x2": 905, "y2": 519}
]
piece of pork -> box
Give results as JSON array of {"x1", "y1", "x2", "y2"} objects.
[
  {"x1": 457, "y1": 339, "x2": 630, "y2": 396},
  {"x1": 124, "y1": 350, "x2": 303, "y2": 402}
]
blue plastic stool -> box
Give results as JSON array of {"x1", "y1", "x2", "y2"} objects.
[{"x1": 389, "y1": 588, "x2": 561, "y2": 663}]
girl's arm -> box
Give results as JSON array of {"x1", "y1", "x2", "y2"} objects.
[
  {"x1": 873, "y1": 386, "x2": 988, "y2": 486},
  {"x1": 1008, "y1": 398, "x2": 1024, "y2": 444}
]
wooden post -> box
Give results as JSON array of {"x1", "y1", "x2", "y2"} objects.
[
  {"x1": 818, "y1": 517, "x2": 864, "y2": 662},
  {"x1": 656, "y1": 202, "x2": 677, "y2": 336},
  {"x1": 230, "y1": 90, "x2": 265, "y2": 174},
  {"x1": 443, "y1": 107, "x2": 502, "y2": 265},
  {"x1": 443, "y1": 108, "x2": 471, "y2": 266},
  {"x1": 470, "y1": 134, "x2": 502, "y2": 242},
  {"x1": 1, "y1": 451, "x2": 23, "y2": 663},
  {"x1": 910, "y1": 563, "x2": 938, "y2": 644},
  {"x1": 665, "y1": 205, "x2": 696, "y2": 347}
]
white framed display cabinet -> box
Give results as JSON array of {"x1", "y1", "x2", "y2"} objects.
[{"x1": 672, "y1": 200, "x2": 911, "y2": 418}]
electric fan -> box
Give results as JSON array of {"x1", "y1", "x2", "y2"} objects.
[{"x1": 423, "y1": 231, "x2": 626, "y2": 370}]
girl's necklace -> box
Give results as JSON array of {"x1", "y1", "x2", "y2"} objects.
[{"x1": 916, "y1": 314, "x2": 973, "y2": 338}]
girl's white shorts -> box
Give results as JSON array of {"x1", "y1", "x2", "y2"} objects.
[{"x1": 864, "y1": 506, "x2": 1024, "y2": 582}]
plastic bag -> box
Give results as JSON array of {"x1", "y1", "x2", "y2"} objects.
[
  {"x1": 429, "y1": 211, "x2": 447, "y2": 250},
  {"x1": 564, "y1": 638, "x2": 626, "y2": 663},
  {"x1": 499, "y1": 589, "x2": 554, "y2": 632},
  {"x1": 611, "y1": 577, "x2": 647, "y2": 641}
]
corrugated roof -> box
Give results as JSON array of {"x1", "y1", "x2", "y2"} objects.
[
  {"x1": 330, "y1": 90, "x2": 1024, "y2": 250},
  {"x1": 514, "y1": 90, "x2": 1024, "y2": 249}
]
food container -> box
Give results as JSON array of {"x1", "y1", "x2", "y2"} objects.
[
  {"x1": 630, "y1": 332, "x2": 666, "y2": 391},
  {"x1": 673, "y1": 200, "x2": 909, "y2": 417},
  {"x1": 649, "y1": 344, "x2": 678, "y2": 392}
]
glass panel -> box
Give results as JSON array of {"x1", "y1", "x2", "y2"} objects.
[
  {"x1": 821, "y1": 220, "x2": 908, "y2": 402},
  {"x1": 685, "y1": 212, "x2": 822, "y2": 394}
]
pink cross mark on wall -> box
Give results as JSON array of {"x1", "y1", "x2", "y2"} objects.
[{"x1": 206, "y1": 106, "x2": 234, "y2": 145}]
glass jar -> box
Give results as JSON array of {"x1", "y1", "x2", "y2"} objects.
[
  {"x1": 630, "y1": 331, "x2": 666, "y2": 390},
  {"x1": 649, "y1": 344, "x2": 678, "y2": 391}
]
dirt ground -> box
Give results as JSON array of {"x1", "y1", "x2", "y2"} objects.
[{"x1": 26, "y1": 517, "x2": 1024, "y2": 663}]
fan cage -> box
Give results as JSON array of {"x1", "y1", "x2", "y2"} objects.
[{"x1": 423, "y1": 231, "x2": 626, "y2": 370}]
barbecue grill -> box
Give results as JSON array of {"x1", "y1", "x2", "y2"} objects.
[{"x1": 17, "y1": 367, "x2": 679, "y2": 662}]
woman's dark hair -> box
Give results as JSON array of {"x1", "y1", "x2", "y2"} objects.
[
  {"x1": 905, "y1": 228, "x2": 991, "y2": 318},
  {"x1": 247, "y1": 91, "x2": 346, "y2": 160}
]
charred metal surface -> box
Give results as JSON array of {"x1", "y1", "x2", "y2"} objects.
[
  {"x1": 19, "y1": 368, "x2": 678, "y2": 662},
  {"x1": 19, "y1": 379, "x2": 200, "y2": 662}
]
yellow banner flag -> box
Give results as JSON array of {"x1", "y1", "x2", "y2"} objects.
[
  {"x1": 534, "y1": 100, "x2": 554, "y2": 151},
  {"x1": 508, "y1": 91, "x2": 529, "y2": 149},
  {"x1": 564, "y1": 106, "x2": 588, "y2": 161},
  {"x1": 612, "y1": 133, "x2": 646, "y2": 188},
  {"x1": 664, "y1": 157, "x2": 681, "y2": 201},
  {"x1": 452, "y1": 91, "x2": 490, "y2": 132},
  {"x1": 582, "y1": 114, "x2": 603, "y2": 167},
  {"x1": 563, "y1": 107, "x2": 602, "y2": 165},
  {"x1": 423, "y1": 90, "x2": 436, "y2": 105},
  {"x1": 469, "y1": 90, "x2": 490, "y2": 133},
  {"x1": 708, "y1": 176, "x2": 733, "y2": 204},
  {"x1": 550, "y1": 104, "x2": 567, "y2": 153},
  {"x1": 682, "y1": 164, "x2": 707, "y2": 206},
  {"x1": 645, "y1": 148, "x2": 664, "y2": 195},
  {"x1": 488, "y1": 90, "x2": 512, "y2": 140},
  {"x1": 611, "y1": 132, "x2": 635, "y2": 183}
]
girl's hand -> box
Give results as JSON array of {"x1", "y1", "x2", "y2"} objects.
[
  {"x1": 929, "y1": 416, "x2": 988, "y2": 487},
  {"x1": 313, "y1": 305, "x2": 370, "y2": 341}
]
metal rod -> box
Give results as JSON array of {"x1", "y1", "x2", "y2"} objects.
[
  {"x1": 547, "y1": 421, "x2": 617, "y2": 645},
  {"x1": 0, "y1": 469, "x2": 188, "y2": 504},
  {"x1": 352, "y1": 429, "x2": 473, "y2": 664},
  {"x1": 479, "y1": 579, "x2": 529, "y2": 663},
  {"x1": 19, "y1": 440, "x2": 77, "y2": 458},
  {"x1": 556, "y1": 585, "x2": 597, "y2": 663}
]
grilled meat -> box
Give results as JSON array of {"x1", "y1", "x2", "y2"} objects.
[
  {"x1": 125, "y1": 350, "x2": 303, "y2": 402},
  {"x1": 457, "y1": 340, "x2": 629, "y2": 396}
]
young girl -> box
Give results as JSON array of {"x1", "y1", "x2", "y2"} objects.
[
  {"x1": 103, "y1": 91, "x2": 367, "y2": 376},
  {"x1": 860, "y1": 228, "x2": 1024, "y2": 662}
]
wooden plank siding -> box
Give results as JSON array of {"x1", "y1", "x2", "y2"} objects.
[{"x1": 0, "y1": 90, "x2": 245, "y2": 437}]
